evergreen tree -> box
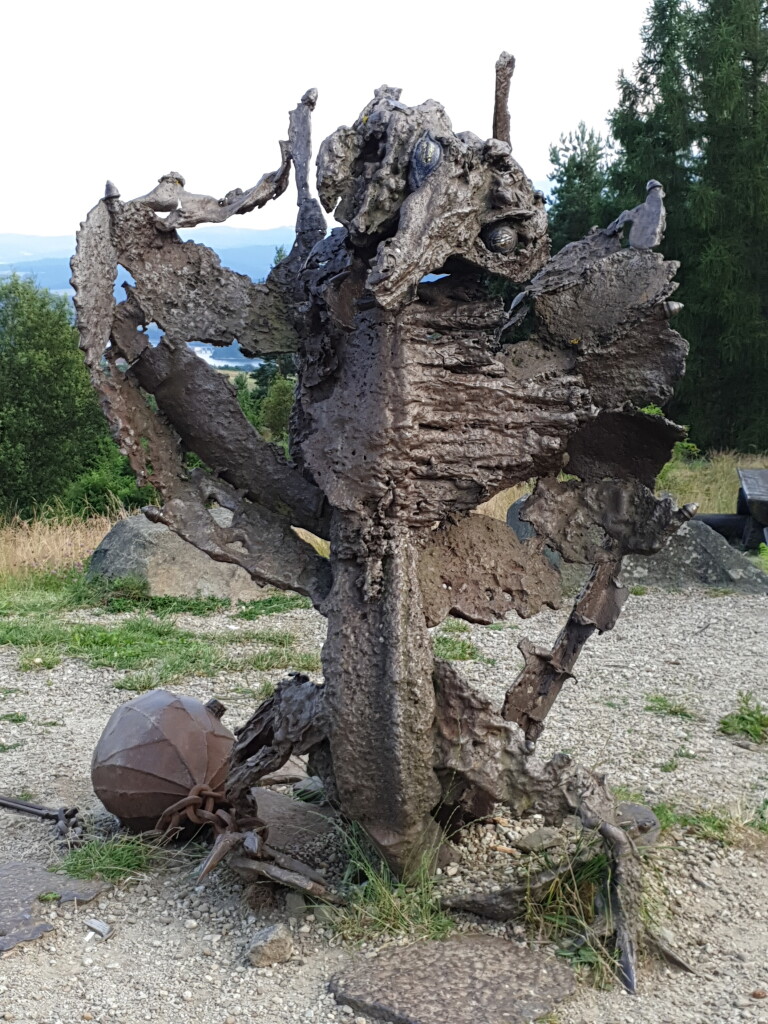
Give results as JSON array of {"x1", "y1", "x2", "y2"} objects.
[
  {"x1": 547, "y1": 123, "x2": 614, "y2": 253},
  {"x1": 0, "y1": 276, "x2": 111, "y2": 516},
  {"x1": 608, "y1": 0, "x2": 768, "y2": 450}
]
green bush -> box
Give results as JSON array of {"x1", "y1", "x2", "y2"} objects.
[{"x1": 62, "y1": 445, "x2": 157, "y2": 515}]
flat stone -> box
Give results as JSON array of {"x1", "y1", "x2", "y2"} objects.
[
  {"x1": 0, "y1": 861, "x2": 107, "y2": 951},
  {"x1": 253, "y1": 788, "x2": 336, "y2": 853},
  {"x1": 247, "y1": 922, "x2": 293, "y2": 967},
  {"x1": 514, "y1": 827, "x2": 563, "y2": 854},
  {"x1": 330, "y1": 935, "x2": 575, "y2": 1024},
  {"x1": 88, "y1": 507, "x2": 267, "y2": 600}
]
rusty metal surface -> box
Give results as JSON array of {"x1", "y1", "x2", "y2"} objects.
[
  {"x1": 0, "y1": 861, "x2": 107, "y2": 951},
  {"x1": 91, "y1": 689, "x2": 234, "y2": 832}
]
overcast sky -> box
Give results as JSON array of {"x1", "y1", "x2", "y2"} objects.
[{"x1": 2, "y1": 0, "x2": 651, "y2": 238}]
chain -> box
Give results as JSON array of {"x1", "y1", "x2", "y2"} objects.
[{"x1": 155, "y1": 784, "x2": 264, "y2": 838}]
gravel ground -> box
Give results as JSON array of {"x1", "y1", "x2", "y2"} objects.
[{"x1": 0, "y1": 590, "x2": 766, "y2": 1024}]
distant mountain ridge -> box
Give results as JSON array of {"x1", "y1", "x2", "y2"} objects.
[{"x1": 0, "y1": 226, "x2": 296, "y2": 367}]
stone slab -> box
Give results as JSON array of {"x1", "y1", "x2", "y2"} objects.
[
  {"x1": 0, "y1": 861, "x2": 108, "y2": 951},
  {"x1": 255, "y1": 788, "x2": 337, "y2": 852},
  {"x1": 329, "y1": 934, "x2": 576, "y2": 1024}
]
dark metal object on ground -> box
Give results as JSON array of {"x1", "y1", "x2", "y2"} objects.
[
  {"x1": 0, "y1": 861, "x2": 107, "y2": 951},
  {"x1": 695, "y1": 469, "x2": 768, "y2": 549},
  {"x1": 91, "y1": 689, "x2": 235, "y2": 832},
  {"x1": 329, "y1": 935, "x2": 576, "y2": 1024},
  {"x1": 0, "y1": 795, "x2": 82, "y2": 837},
  {"x1": 90, "y1": 688, "x2": 337, "y2": 897}
]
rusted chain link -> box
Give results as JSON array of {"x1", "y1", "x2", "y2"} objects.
[{"x1": 155, "y1": 783, "x2": 264, "y2": 839}]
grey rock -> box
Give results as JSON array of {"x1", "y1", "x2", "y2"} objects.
[
  {"x1": 284, "y1": 891, "x2": 307, "y2": 917},
  {"x1": 88, "y1": 508, "x2": 267, "y2": 600},
  {"x1": 330, "y1": 934, "x2": 575, "y2": 1024},
  {"x1": 247, "y1": 922, "x2": 293, "y2": 967},
  {"x1": 622, "y1": 520, "x2": 768, "y2": 593},
  {"x1": 616, "y1": 802, "x2": 661, "y2": 847},
  {"x1": 514, "y1": 826, "x2": 563, "y2": 854}
]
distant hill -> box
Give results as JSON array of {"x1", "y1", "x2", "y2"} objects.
[{"x1": 0, "y1": 226, "x2": 296, "y2": 367}]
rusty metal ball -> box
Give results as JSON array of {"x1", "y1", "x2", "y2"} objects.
[{"x1": 91, "y1": 689, "x2": 234, "y2": 832}]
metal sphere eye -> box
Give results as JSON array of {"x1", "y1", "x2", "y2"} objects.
[
  {"x1": 481, "y1": 222, "x2": 518, "y2": 254},
  {"x1": 408, "y1": 133, "x2": 442, "y2": 191}
]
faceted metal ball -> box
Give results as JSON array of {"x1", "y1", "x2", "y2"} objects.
[
  {"x1": 91, "y1": 689, "x2": 234, "y2": 832},
  {"x1": 408, "y1": 133, "x2": 442, "y2": 191},
  {"x1": 481, "y1": 222, "x2": 518, "y2": 255}
]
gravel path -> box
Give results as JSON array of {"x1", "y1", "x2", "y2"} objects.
[{"x1": 0, "y1": 591, "x2": 766, "y2": 1024}]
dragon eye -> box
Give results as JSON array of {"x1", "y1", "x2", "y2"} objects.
[
  {"x1": 481, "y1": 222, "x2": 519, "y2": 254},
  {"x1": 408, "y1": 133, "x2": 442, "y2": 191}
]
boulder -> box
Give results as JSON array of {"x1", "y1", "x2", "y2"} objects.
[
  {"x1": 505, "y1": 497, "x2": 768, "y2": 594},
  {"x1": 88, "y1": 508, "x2": 267, "y2": 600},
  {"x1": 622, "y1": 519, "x2": 768, "y2": 593}
]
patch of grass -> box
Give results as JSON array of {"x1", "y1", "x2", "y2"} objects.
[
  {"x1": 748, "y1": 800, "x2": 768, "y2": 834},
  {"x1": 57, "y1": 835, "x2": 157, "y2": 882},
  {"x1": 440, "y1": 617, "x2": 470, "y2": 633},
  {"x1": 719, "y1": 692, "x2": 768, "y2": 745},
  {"x1": 484, "y1": 622, "x2": 507, "y2": 631},
  {"x1": 37, "y1": 892, "x2": 61, "y2": 903},
  {"x1": 0, "y1": 712, "x2": 27, "y2": 723},
  {"x1": 236, "y1": 594, "x2": 312, "y2": 619},
  {"x1": 757, "y1": 543, "x2": 768, "y2": 573},
  {"x1": 1, "y1": 614, "x2": 319, "y2": 690},
  {"x1": 332, "y1": 826, "x2": 453, "y2": 944},
  {"x1": 0, "y1": 741, "x2": 23, "y2": 753},
  {"x1": 651, "y1": 802, "x2": 734, "y2": 844},
  {"x1": 629, "y1": 585, "x2": 648, "y2": 596},
  {"x1": 245, "y1": 649, "x2": 321, "y2": 673},
  {"x1": 644, "y1": 694, "x2": 696, "y2": 720},
  {"x1": 0, "y1": 687, "x2": 19, "y2": 698},
  {"x1": 704, "y1": 587, "x2": 735, "y2": 598},
  {"x1": 611, "y1": 784, "x2": 647, "y2": 805},
  {"x1": 433, "y1": 636, "x2": 480, "y2": 661},
  {"x1": 656, "y1": 449, "x2": 768, "y2": 514},
  {"x1": 658, "y1": 745, "x2": 696, "y2": 772},
  {"x1": 523, "y1": 837, "x2": 618, "y2": 988},
  {"x1": 222, "y1": 681, "x2": 276, "y2": 702}
]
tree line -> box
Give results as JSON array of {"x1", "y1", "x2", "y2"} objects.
[{"x1": 547, "y1": 0, "x2": 768, "y2": 452}]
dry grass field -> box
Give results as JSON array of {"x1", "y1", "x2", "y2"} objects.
[{"x1": 1, "y1": 451, "x2": 765, "y2": 577}]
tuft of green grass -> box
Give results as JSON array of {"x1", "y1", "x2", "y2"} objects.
[
  {"x1": 0, "y1": 741, "x2": 23, "y2": 753},
  {"x1": 704, "y1": 587, "x2": 735, "y2": 598},
  {"x1": 0, "y1": 711, "x2": 27, "y2": 723},
  {"x1": 433, "y1": 636, "x2": 481, "y2": 661},
  {"x1": 748, "y1": 800, "x2": 768, "y2": 834},
  {"x1": 57, "y1": 835, "x2": 157, "y2": 882},
  {"x1": 523, "y1": 836, "x2": 618, "y2": 988},
  {"x1": 236, "y1": 594, "x2": 311, "y2": 619},
  {"x1": 651, "y1": 802, "x2": 734, "y2": 844},
  {"x1": 644, "y1": 694, "x2": 696, "y2": 720},
  {"x1": 439, "y1": 617, "x2": 470, "y2": 633},
  {"x1": 629, "y1": 585, "x2": 648, "y2": 596},
  {"x1": 757, "y1": 543, "x2": 768, "y2": 572},
  {"x1": 484, "y1": 622, "x2": 507, "y2": 631},
  {"x1": 37, "y1": 892, "x2": 61, "y2": 903},
  {"x1": 719, "y1": 691, "x2": 768, "y2": 745},
  {"x1": 332, "y1": 826, "x2": 453, "y2": 944}
]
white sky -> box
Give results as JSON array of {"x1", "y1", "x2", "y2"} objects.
[{"x1": 2, "y1": 0, "x2": 650, "y2": 237}]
